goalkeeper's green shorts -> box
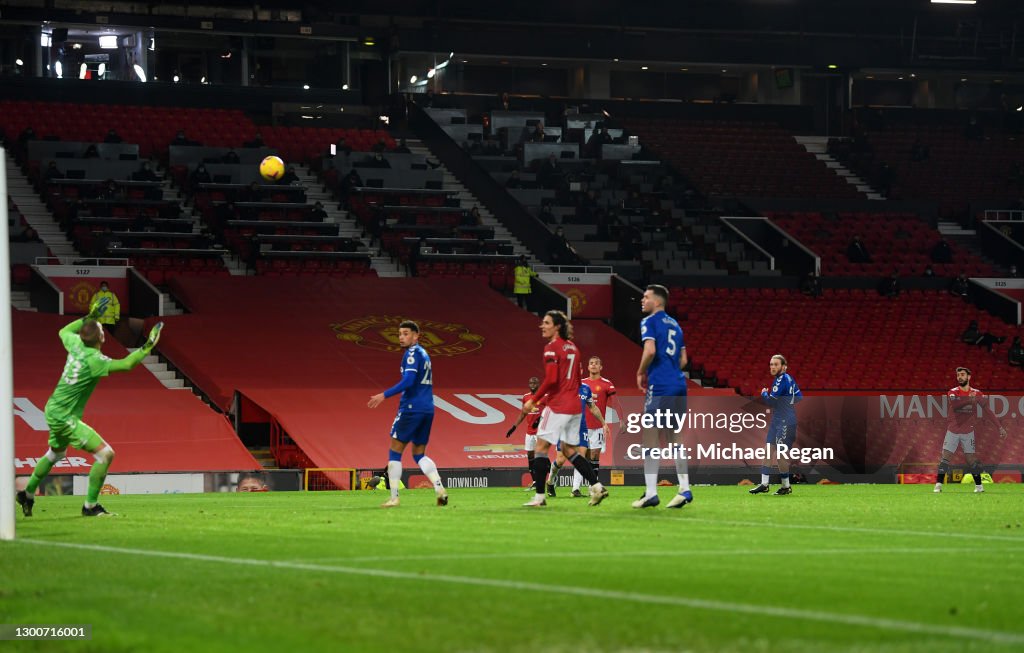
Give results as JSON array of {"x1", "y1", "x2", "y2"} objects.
[{"x1": 45, "y1": 415, "x2": 103, "y2": 452}]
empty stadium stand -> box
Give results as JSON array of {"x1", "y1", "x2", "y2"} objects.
[
  {"x1": 425, "y1": 107, "x2": 774, "y2": 279},
  {"x1": 832, "y1": 114, "x2": 1024, "y2": 219},
  {"x1": 671, "y1": 287, "x2": 1024, "y2": 394},
  {"x1": 628, "y1": 119, "x2": 864, "y2": 199},
  {"x1": 1, "y1": 99, "x2": 405, "y2": 281},
  {"x1": 767, "y1": 210, "x2": 997, "y2": 277}
]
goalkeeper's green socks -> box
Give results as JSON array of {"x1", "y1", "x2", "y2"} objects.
[
  {"x1": 25, "y1": 456, "x2": 56, "y2": 494},
  {"x1": 85, "y1": 457, "x2": 112, "y2": 506}
]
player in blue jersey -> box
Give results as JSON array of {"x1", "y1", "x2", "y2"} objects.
[
  {"x1": 368, "y1": 320, "x2": 448, "y2": 508},
  {"x1": 634, "y1": 284, "x2": 693, "y2": 509},
  {"x1": 749, "y1": 354, "x2": 803, "y2": 496}
]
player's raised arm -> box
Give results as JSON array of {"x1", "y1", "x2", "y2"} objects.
[
  {"x1": 59, "y1": 297, "x2": 111, "y2": 348},
  {"x1": 107, "y1": 322, "x2": 163, "y2": 373}
]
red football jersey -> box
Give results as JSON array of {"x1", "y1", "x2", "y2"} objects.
[
  {"x1": 533, "y1": 337, "x2": 582, "y2": 414},
  {"x1": 582, "y1": 376, "x2": 616, "y2": 429},
  {"x1": 947, "y1": 386, "x2": 985, "y2": 435},
  {"x1": 521, "y1": 392, "x2": 547, "y2": 435}
]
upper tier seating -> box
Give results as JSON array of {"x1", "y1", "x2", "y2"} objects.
[{"x1": 627, "y1": 119, "x2": 864, "y2": 200}]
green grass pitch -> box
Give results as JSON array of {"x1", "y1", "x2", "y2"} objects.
[{"x1": 3, "y1": 484, "x2": 1024, "y2": 653}]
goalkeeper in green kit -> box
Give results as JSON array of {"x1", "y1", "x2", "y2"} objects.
[{"x1": 16, "y1": 297, "x2": 164, "y2": 517}]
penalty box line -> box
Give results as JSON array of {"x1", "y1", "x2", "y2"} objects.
[{"x1": 16, "y1": 538, "x2": 1024, "y2": 646}]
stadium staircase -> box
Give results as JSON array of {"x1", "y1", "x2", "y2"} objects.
[
  {"x1": 247, "y1": 450, "x2": 280, "y2": 470},
  {"x1": 160, "y1": 291, "x2": 185, "y2": 316},
  {"x1": 405, "y1": 137, "x2": 538, "y2": 263},
  {"x1": 10, "y1": 290, "x2": 35, "y2": 312},
  {"x1": 832, "y1": 117, "x2": 1023, "y2": 220},
  {"x1": 627, "y1": 118, "x2": 864, "y2": 200},
  {"x1": 137, "y1": 350, "x2": 187, "y2": 390},
  {"x1": 4, "y1": 150, "x2": 78, "y2": 259},
  {"x1": 794, "y1": 136, "x2": 885, "y2": 200},
  {"x1": 292, "y1": 164, "x2": 404, "y2": 278},
  {"x1": 937, "y1": 220, "x2": 1007, "y2": 276},
  {"x1": 420, "y1": 108, "x2": 761, "y2": 277}
]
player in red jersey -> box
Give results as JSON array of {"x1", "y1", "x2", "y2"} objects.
[
  {"x1": 570, "y1": 356, "x2": 617, "y2": 497},
  {"x1": 935, "y1": 367, "x2": 1007, "y2": 494},
  {"x1": 522, "y1": 310, "x2": 609, "y2": 507},
  {"x1": 506, "y1": 376, "x2": 547, "y2": 491},
  {"x1": 546, "y1": 356, "x2": 616, "y2": 498}
]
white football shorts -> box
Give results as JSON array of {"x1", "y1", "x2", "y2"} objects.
[
  {"x1": 537, "y1": 407, "x2": 583, "y2": 447},
  {"x1": 524, "y1": 434, "x2": 538, "y2": 452},
  {"x1": 942, "y1": 430, "x2": 975, "y2": 455}
]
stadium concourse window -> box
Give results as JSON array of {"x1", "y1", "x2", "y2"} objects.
[
  {"x1": 0, "y1": 25, "x2": 355, "y2": 89},
  {"x1": 151, "y1": 31, "x2": 341, "y2": 87}
]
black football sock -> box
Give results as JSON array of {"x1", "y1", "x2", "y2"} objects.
[
  {"x1": 532, "y1": 458, "x2": 551, "y2": 494},
  {"x1": 569, "y1": 453, "x2": 598, "y2": 484}
]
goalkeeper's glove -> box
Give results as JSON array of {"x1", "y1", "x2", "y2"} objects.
[
  {"x1": 142, "y1": 322, "x2": 164, "y2": 351},
  {"x1": 505, "y1": 425, "x2": 517, "y2": 438},
  {"x1": 88, "y1": 296, "x2": 110, "y2": 319}
]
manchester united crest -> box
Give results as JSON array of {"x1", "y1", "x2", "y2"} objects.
[
  {"x1": 69, "y1": 281, "x2": 97, "y2": 313},
  {"x1": 566, "y1": 288, "x2": 588, "y2": 316},
  {"x1": 331, "y1": 315, "x2": 484, "y2": 357}
]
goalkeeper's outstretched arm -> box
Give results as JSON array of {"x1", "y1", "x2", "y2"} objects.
[{"x1": 59, "y1": 297, "x2": 113, "y2": 348}]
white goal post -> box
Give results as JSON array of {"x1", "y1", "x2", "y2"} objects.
[{"x1": 1, "y1": 147, "x2": 16, "y2": 540}]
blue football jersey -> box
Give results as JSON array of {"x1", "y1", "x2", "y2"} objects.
[
  {"x1": 640, "y1": 311, "x2": 686, "y2": 395},
  {"x1": 762, "y1": 372, "x2": 802, "y2": 424},
  {"x1": 391, "y1": 344, "x2": 435, "y2": 413},
  {"x1": 578, "y1": 384, "x2": 595, "y2": 438}
]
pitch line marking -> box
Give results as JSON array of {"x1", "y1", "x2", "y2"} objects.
[
  {"x1": 681, "y1": 517, "x2": 1024, "y2": 543},
  {"x1": 298, "y1": 546, "x2": 1009, "y2": 564},
  {"x1": 16, "y1": 539, "x2": 1024, "y2": 646}
]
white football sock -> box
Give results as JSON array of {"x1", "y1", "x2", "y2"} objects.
[
  {"x1": 572, "y1": 469, "x2": 583, "y2": 492},
  {"x1": 387, "y1": 460, "x2": 402, "y2": 498},
  {"x1": 761, "y1": 474, "x2": 770, "y2": 485},
  {"x1": 548, "y1": 461, "x2": 561, "y2": 484},
  {"x1": 644, "y1": 455, "x2": 659, "y2": 499},
  {"x1": 416, "y1": 456, "x2": 445, "y2": 492},
  {"x1": 674, "y1": 456, "x2": 690, "y2": 492}
]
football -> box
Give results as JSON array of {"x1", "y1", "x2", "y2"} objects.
[{"x1": 259, "y1": 155, "x2": 285, "y2": 181}]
